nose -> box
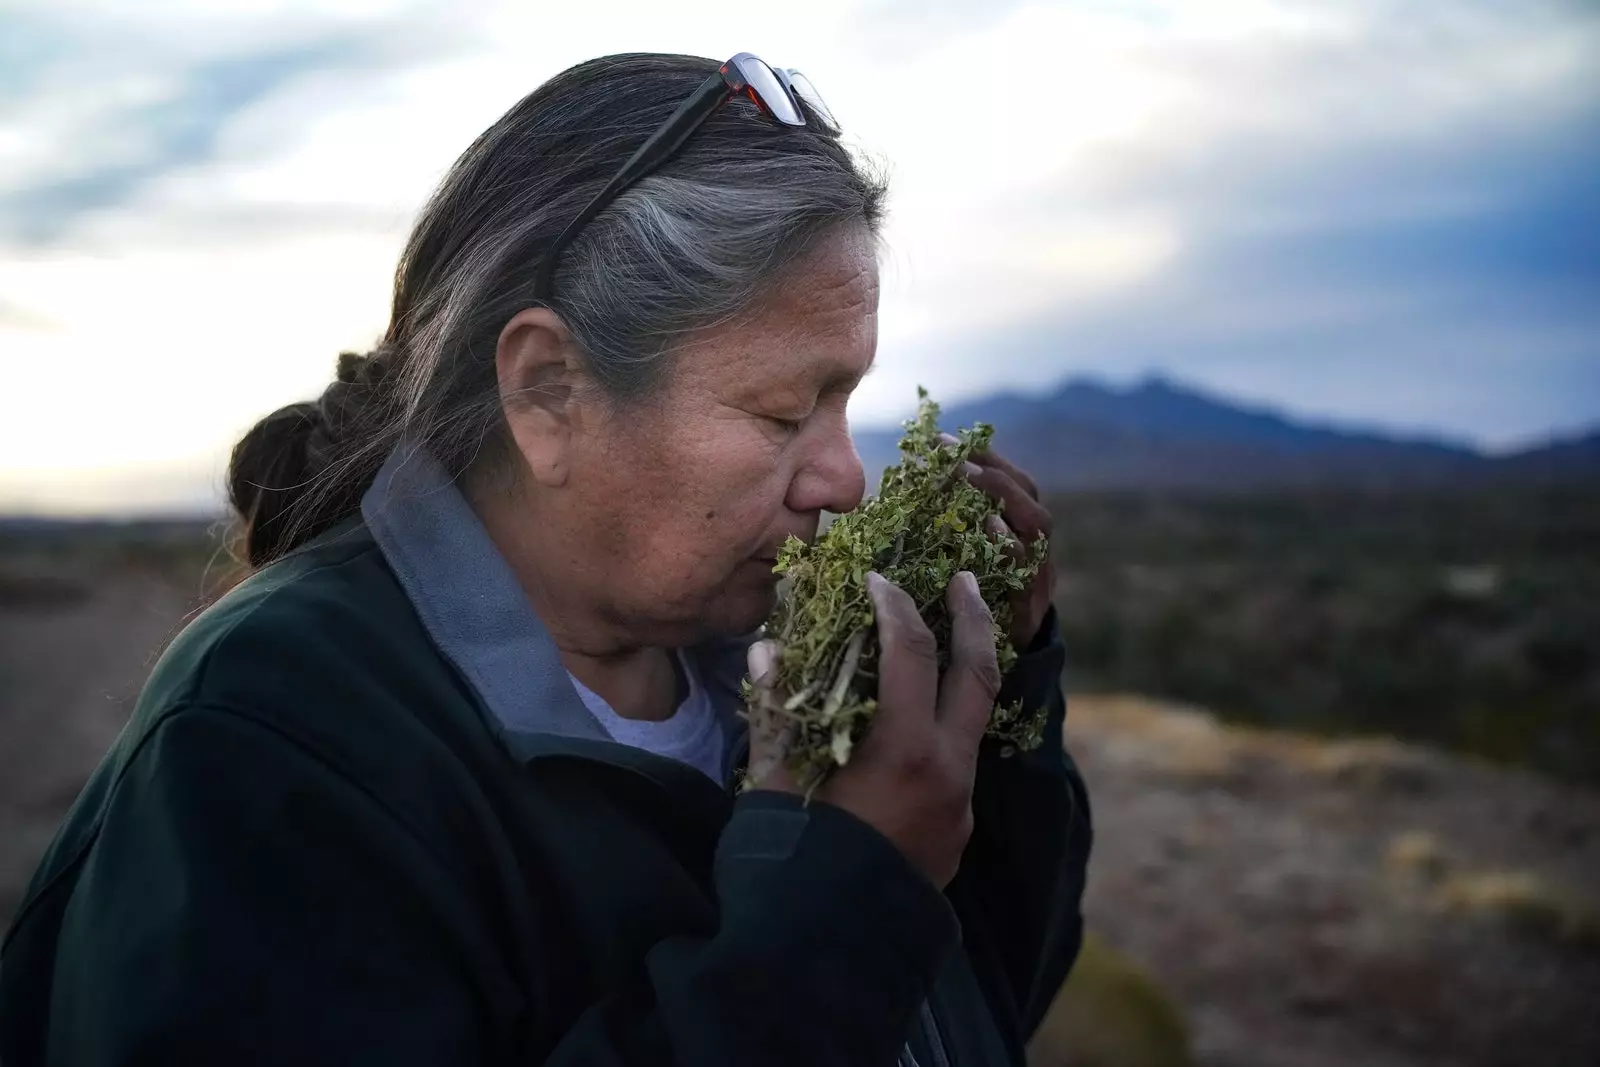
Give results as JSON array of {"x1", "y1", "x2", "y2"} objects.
[{"x1": 786, "y1": 415, "x2": 867, "y2": 516}]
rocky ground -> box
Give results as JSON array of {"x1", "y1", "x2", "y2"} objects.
[
  {"x1": 3, "y1": 557, "x2": 1598, "y2": 1066},
  {"x1": 1054, "y1": 696, "x2": 1600, "y2": 1067}
]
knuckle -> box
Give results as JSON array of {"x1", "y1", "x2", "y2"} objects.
[
  {"x1": 897, "y1": 739, "x2": 939, "y2": 782},
  {"x1": 967, "y1": 658, "x2": 1003, "y2": 702},
  {"x1": 934, "y1": 744, "x2": 974, "y2": 796},
  {"x1": 956, "y1": 593, "x2": 993, "y2": 626},
  {"x1": 896, "y1": 618, "x2": 939, "y2": 663},
  {"x1": 952, "y1": 612, "x2": 999, "y2": 668}
]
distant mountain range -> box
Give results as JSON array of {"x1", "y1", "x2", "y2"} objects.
[
  {"x1": 3, "y1": 376, "x2": 1594, "y2": 522},
  {"x1": 852, "y1": 376, "x2": 1600, "y2": 492}
]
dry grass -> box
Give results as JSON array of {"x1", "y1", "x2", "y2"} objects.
[
  {"x1": 1308, "y1": 739, "x2": 1440, "y2": 793},
  {"x1": 1069, "y1": 694, "x2": 1443, "y2": 793},
  {"x1": 1065, "y1": 696, "x2": 1242, "y2": 784},
  {"x1": 1380, "y1": 829, "x2": 1600, "y2": 950},
  {"x1": 1384, "y1": 830, "x2": 1451, "y2": 885},
  {"x1": 1431, "y1": 870, "x2": 1600, "y2": 948}
]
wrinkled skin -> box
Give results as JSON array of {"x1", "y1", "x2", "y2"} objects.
[
  {"x1": 476, "y1": 224, "x2": 1054, "y2": 722},
  {"x1": 477, "y1": 228, "x2": 876, "y2": 717}
]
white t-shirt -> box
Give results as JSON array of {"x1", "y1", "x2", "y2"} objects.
[{"x1": 566, "y1": 650, "x2": 726, "y2": 785}]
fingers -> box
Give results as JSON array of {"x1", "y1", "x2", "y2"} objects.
[
  {"x1": 939, "y1": 431, "x2": 1040, "y2": 500},
  {"x1": 968, "y1": 463, "x2": 1053, "y2": 546},
  {"x1": 938, "y1": 432, "x2": 1051, "y2": 543},
  {"x1": 937, "y1": 571, "x2": 1002, "y2": 746},
  {"x1": 744, "y1": 639, "x2": 797, "y2": 791},
  {"x1": 744, "y1": 638, "x2": 783, "y2": 744},
  {"x1": 986, "y1": 513, "x2": 1026, "y2": 569},
  {"x1": 971, "y1": 447, "x2": 1039, "y2": 500},
  {"x1": 865, "y1": 571, "x2": 939, "y2": 736}
]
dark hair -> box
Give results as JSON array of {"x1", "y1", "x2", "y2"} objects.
[{"x1": 227, "y1": 52, "x2": 887, "y2": 567}]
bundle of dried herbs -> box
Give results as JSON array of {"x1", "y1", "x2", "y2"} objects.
[{"x1": 747, "y1": 388, "x2": 1050, "y2": 794}]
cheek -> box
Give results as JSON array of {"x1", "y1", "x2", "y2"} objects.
[
  {"x1": 662, "y1": 452, "x2": 789, "y2": 565},
  {"x1": 668, "y1": 423, "x2": 788, "y2": 509},
  {"x1": 591, "y1": 419, "x2": 789, "y2": 575}
]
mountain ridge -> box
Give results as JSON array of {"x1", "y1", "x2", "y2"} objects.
[{"x1": 852, "y1": 375, "x2": 1598, "y2": 492}]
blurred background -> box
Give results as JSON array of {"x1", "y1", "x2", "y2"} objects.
[{"x1": 2, "y1": 1, "x2": 1597, "y2": 1065}]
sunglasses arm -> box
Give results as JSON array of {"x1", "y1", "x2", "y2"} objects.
[{"x1": 533, "y1": 74, "x2": 729, "y2": 300}]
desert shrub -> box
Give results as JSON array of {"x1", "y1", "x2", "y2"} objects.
[
  {"x1": 1029, "y1": 933, "x2": 1191, "y2": 1067},
  {"x1": 1051, "y1": 487, "x2": 1600, "y2": 783}
]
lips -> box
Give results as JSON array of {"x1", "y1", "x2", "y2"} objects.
[{"x1": 751, "y1": 529, "x2": 812, "y2": 568}]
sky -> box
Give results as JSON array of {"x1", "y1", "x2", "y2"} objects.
[{"x1": 1, "y1": 0, "x2": 1597, "y2": 514}]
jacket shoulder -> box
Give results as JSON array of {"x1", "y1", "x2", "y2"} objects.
[
  {"x1": 135, "y1": 520, "x2": 495, "y2": 791},
  {"x1": 139, "y1": 523, "x2": 407, "y2": 712},
  {"x1": 6, "y1": 524, "x2": 495, "y2": 941}
]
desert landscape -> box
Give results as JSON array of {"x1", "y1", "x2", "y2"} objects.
[
  {"x1": 3, "y1": 508, "x2": 1596, "y2": 1067},
  {"x1": 1046, "y1": 695, "x2": 1600, "y2": 1067},
  {"x1": 5, "y1": 2, "x2": 1597, "y2": 1061}
]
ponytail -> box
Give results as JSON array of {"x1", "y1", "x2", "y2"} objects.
[{"x1": 226, "y1": 350, "x2": 394, "y2": 567}]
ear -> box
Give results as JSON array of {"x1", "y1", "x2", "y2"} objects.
[{"x1": 496, "y1": 307, "x2": 582, "y2": 489}]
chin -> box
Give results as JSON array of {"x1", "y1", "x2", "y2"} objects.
[{"x1": 703, "y1": 585, "x2": 779, "y2": 638}]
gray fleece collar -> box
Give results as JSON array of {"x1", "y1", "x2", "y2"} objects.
[
  {"x1": 360, "y1": 444, "x2": 754, "y2": 767},
  {"x1": 361, "y1": 443, "x2": 611, "y2": 748}
]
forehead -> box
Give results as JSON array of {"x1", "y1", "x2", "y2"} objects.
[{"x1": 680, "y1": 228, "x2": 880, "y2": 394}]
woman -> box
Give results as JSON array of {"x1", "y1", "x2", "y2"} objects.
[{"x1": 0, "y1": 52, "x2": 1090, "y2": 1065}]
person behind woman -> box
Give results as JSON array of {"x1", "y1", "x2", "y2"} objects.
[{"x1": 0, "y1": 52, "x2": 1090, "y2": 1066}]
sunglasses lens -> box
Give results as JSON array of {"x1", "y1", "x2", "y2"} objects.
[
  {"x1": 732, "y1": 54, "x2": 805, "y2": 126},
  {"x1": 784, "y1": 71, "x2": 838, "y2": 129}
]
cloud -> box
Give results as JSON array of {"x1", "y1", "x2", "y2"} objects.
[
  {"x1": 848, "y1": 0, "x2": 1600, "y2": 446},
  {"x1": 865, "y1": 101, "x2": 1600, "y2": 444},
  {"x1": 0, "y1": 5, "x2": 466, "y2": 249},
  {"x1": 2, "y1": 0, "x2": 1598, "y2": 514},
  {"x1": 2, "y1": 43, "x2": 354, "y2": 246}
]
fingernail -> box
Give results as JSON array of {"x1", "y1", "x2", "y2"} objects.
[
  {"x1": 865, "y1": 570, "x2": 884, "y2": 594},
  {"x1": 747, "y1": 640, "x2": 776, "y2": 684},
  {"x1": 958, "y1": 570, "x2": 980, "y2": 598},
  {"x1": 962, "y1": 461, "x2": 982, "y2": 479},
  {"x1": 939, "y1": 432, "x2": 960, "y2": 447}
]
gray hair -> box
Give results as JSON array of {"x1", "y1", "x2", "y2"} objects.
[{"x1": 228, "y1": 52, "x2": 887, "y2": 566}]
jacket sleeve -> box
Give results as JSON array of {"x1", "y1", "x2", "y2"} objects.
[
  {"x1": 947, "y1": 605, "x2": 1093, "y2": 1042},
  {"x1": 38, "y1": 706, "x2": 958, "y2": 1067}
]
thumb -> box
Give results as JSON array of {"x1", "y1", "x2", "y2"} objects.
[
  {"x1": 938, "y1": 571, "x2": 1002, "y2": 748},
  {"x1": 747, "y1": 639, "x2": 782, "y2": 691},
  {"x1": 744, "y1": 639, "x2": 796, "y2": 791}
]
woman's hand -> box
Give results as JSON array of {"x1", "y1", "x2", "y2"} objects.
[
  {"x1": 944, "y1": 433, "x2": 1056, "y2": 649},
  {"x1": 746, "y1": 571, "x2": 1001, "y2": 888}
]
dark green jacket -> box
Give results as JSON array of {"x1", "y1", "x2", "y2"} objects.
[{"x1": 1, "y1": 494, "x2": 1088, "y2": 1064}]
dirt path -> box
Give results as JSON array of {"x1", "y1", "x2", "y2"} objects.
[{"x1": 1068, "y1": 696, "x2": 1600, "y2": 1067}]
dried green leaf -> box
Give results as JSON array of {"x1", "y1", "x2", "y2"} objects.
[{"x1": 753, "y1": 388, "x2": 1051, "y2": 792}]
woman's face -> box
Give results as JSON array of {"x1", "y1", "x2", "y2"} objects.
[{"x1": 545, "y1": 227, "x2": 878, "y2": 648}]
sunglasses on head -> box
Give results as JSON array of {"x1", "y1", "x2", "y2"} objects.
[{"x1": 532, "y1": 53, "x2": 837, "y2": 301}]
